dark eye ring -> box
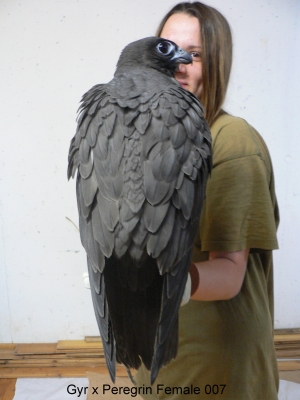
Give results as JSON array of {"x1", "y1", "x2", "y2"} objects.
[{"x1": 156, "y1": 41, "x2": 173, "y2": 55}]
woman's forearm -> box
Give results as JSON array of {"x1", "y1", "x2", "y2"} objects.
[{"x1": 190, "y1": 249, "x2": 249, "y2": 301}]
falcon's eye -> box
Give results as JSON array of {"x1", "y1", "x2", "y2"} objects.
[{"x1": 156, "y1": 41, "x2": 173, "y2": 55}]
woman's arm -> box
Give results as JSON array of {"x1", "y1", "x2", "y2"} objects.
[{"x1": 190, "y1": 248, "x2": 249, "y2": 301}]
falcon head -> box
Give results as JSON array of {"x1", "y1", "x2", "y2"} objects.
[{"x1": 116, "y1": 37, "x2": 193, "y2": 76}]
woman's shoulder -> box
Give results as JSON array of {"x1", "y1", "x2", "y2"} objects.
[
  {"x1": 212, "y1": 112, "x2": 250, "y2": 130},
  {"x1": 210, "y1": 113, "x2": 269, "y2": 167}
]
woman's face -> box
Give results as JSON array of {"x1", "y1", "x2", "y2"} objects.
[{"x1": 160, "y1": 13, "x2": 203, "y2": 99}]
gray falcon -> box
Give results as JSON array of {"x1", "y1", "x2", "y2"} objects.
[{"x1": 68, "y1": 37, "x2": 212, "y2": 384}]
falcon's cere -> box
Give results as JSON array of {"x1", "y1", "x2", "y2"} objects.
[{"x1": 68, "y1": 37, "x2": 212, "y2": 384}]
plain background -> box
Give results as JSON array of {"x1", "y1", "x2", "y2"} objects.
[{"x1": 0, "y1": 0, "x2": 299, "y2": 342}]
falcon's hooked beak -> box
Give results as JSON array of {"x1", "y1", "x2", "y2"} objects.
[{"x1": 171, "y1": 47, "x2": 193, "y2": 66}]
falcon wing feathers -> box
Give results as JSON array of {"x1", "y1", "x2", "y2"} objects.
[{"x1": 68, "y1": 38, "x2": 212, "y2": 385}]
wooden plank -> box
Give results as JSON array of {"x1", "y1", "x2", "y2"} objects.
[
  {"x1": 65, "y1": 353, "x2": 105, "y2": 358},
  {"x1": 57, "y1": 340, "x2": 103, "y2": 351},
  {"x1": 274, "y1": 333, "x2": 300, "y2": 343},
  {"x1": 3, "y1": 358, "x2": 105, "y2": 366},
  {"x1": 85, "y1": 336, "x2": 101, "y2": 342},
  {"x1": 0, "y1": 345, "x2": 15, "y2": 351},
  {"x1": 2, "y1": 379, "x2": 16, "y2": 400},
  {"x1": 0, "y1": 350, "x2": 19, "y2": 360},
  {"x1": 275, "y1": 328, "x2": 300, "y2": 335},
  {"x1": 6, "y1": 352, "x2": 108, "y2": 360},
  {"x1": 3, "y1": 358, "x2": 107, "y2": 368},
  {"x1": 0, "y1": 366, "x2": 97, "y2": 378},
  {"x1": 0, "y1": 379, "x2": 11, "y2": 398},
  {"x1": 5, "y1": 353, "x2": 68, "y2": 360},
  {"x1": 0, "y1": 378, "x2": 16, "y2": 400},
  {"x1": 62, "y1": 348, "x2": 104, "y2": 355},
  {"x1": 15, "y1": 343, "x2": 59, "y2": 355},
  {"x1": 0, "y1": 365, "x2": 128, "y2": 378},
  {"x1": 276, "y1": 349, "x2": 300, "y2": 358},
  {"x1": 277, "y1": 360, "x2": 300, "y2": 371}
]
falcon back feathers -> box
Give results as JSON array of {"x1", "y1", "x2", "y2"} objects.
[{"x1": 68, "y1": 37, "x2": 212, "y2": 384}]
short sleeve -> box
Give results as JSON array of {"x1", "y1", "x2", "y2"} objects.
[{"x1": 198, "y1": 116, "x2": 279, "y2": 253}]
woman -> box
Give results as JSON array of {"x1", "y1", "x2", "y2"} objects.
[{"x1": 135, "y1": 2, "x2": 279, "y2": 399}]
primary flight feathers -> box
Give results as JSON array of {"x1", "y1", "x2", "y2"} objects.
[{"x1": 68, "y1": 36, "x2": 212, "y2": 384}]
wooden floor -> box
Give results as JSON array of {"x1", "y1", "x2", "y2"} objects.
[
  {"x1": 0, "y1": 338, "x2": 127, "y2": 400},
  {"x1": 0, "y1": 379, "x2": 16, "y2": 400},
  {"x1": 1, "y1": 372, "x2": 300, "y2": 400},
  {"x1": 0, "y1": 330, "x2": 299, "y2": 400},
  {"x1": 1, "y1": 373, "x2": 300, "y2": 400}
]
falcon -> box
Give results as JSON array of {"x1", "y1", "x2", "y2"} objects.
[{"x1": 68, "y1": 36, "x2": 212, "y2": 384}]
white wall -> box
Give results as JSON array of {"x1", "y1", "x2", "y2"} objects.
[{"x1": 0, "y1": 0, "x2": 299, "y2": 343}]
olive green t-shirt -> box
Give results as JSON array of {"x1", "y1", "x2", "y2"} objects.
[{"x1": 135, "y1": 114, "x2": 280, "y2": 399}]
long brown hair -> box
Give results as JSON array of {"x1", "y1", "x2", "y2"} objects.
[{"x1": 156, "y1": 2, "x2": 232, "y2": 126}]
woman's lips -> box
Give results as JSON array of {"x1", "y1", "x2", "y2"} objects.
[{"x1": 177, "y1": 80, "x2": 188, "y2": 88}]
